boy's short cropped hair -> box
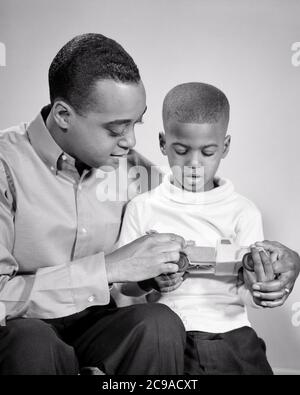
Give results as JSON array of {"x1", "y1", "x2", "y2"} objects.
[{"x1": 162, "y1": 82, "x2": 230, "y2": 128}]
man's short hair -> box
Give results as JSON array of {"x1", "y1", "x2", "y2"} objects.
[
  {"x1": 49, "y1": 33, "x2": 141, "y2": 114},
  {"x1": 162, "y1": 82, "x2": 230, "y2": 128}
]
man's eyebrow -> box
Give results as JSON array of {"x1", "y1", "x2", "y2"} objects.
[{"x1": 105, "y1": 106, "x2": 147, "y2": 126}]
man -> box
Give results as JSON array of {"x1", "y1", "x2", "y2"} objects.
[{"x1": 0, "y1": 33, "x2": 298, "y2": 375}]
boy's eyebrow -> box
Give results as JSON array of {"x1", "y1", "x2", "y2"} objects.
[
  {"x1": 172, "y1": 142, "x2": 219, "y2": 148},
  {"x1": 104, "y1": 106, "x2": 147, "y2": 126}
]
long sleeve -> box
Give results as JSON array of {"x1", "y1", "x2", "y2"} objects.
[
  {"x1": 0, "y1": 160, "x2": 110, "y2": 320},
  {"x1": 113, "y1": 200, "x2": 148, "y2": 303},
  {"x1": 235, "y1": 203, "x2": 264, "y2": 308}
]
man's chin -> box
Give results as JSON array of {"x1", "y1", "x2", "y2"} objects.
[{"x1": 96, "y1": 155, "x2": 127, "y2": 171}]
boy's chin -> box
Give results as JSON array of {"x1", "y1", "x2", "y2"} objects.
[{"x1": 175, "y1": 177, "x2": 206, "y2": 192}]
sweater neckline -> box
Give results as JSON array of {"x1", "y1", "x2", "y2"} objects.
[{"x1": 159, "y1": 173, "x2": 235, "y2": 205}]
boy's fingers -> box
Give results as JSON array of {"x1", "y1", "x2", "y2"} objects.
[
  {"x1": 159, "y1": 262, "x2": 179, "y2": 274},
  {"x1": 259, "y1": 250, "x2": 275, "y2": 280},
  {"x1": 161, "y1": 281, "x2": 183, "y2": 293},
  {"x1": 251, "y1": 247, "x2": 266, "y2": 282}
]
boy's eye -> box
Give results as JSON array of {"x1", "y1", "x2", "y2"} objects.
[
  {"x1": 175, "y1": 149, "x2": 187, "y2": 155},
  {"x1": 202, "y1": 151, "x2": 215, "y2": 157}
]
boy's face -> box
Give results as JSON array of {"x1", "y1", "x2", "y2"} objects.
[{"x1": 160, "y1": 117, "x2": 230, "y2": 192}]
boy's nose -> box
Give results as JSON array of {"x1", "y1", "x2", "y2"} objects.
[{"x1": 189, "y1": 152, "x2": 203, "y2": 167}]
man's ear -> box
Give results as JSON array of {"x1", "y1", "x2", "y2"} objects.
[
  {"x1": 52, "y1": 101, "x2": 74, "y2": 131},
  {"x1": 159, "y1": 132, "x2": 167, "y2": 155},
  {"x1": 222, "y1": 135, "x2": 231, "y2": 158}
]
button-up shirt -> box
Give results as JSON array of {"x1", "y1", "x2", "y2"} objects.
[{"x1": 0, "y1": 107, "x2": 159, "y2": 320}]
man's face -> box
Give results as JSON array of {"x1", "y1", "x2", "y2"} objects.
[
  {"x1": 66, "y1": 80, "x2": 146, "y2": 169},
  {"x1": 162, "y1": 118, "x2": 230, "y2": 192}
]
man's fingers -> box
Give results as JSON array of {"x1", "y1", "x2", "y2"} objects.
[
  {"x1": 153, "y1": 242, "x2": 183, "y2": 254},
  {"x1": 253, "y1": 290, "x2": 287, "y2": 301},
  {"x1": 150, "y1": 233, "x2": 186, "y2": 248},
  {"x1": 259, "y1": 295, "x2": 288, "y2": 308},
  {"x1": 253, "y1": 277, "x2": 291, "y2": 293},
  {"x1": 158, "y1": 251, "x2": 180, "y2": 264}
]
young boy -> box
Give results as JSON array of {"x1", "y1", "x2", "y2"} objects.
[{"x1": 117, "y1": 82, "x2": 273, "y2": 375}]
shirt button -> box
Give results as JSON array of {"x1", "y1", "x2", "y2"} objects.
[
  {"x1": 62, "y1": 154, "x2": 67, "y2": 161},
  {"x1": 78, "y1": 185, "x2": 82, "y2": 191},
  {"x1": 88, "y1": 295, "x2": 95, "y2": 303},
  {"x1": 50, "y1": 166, "x2": 55, "y2": 172},
  {"x1": 82, "y1": 228, "x2": 87, "y2": 234}
]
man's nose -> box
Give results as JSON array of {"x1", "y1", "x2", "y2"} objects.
[{"x1": 118, "y1": 128, "x2": 136, "y2": 150}]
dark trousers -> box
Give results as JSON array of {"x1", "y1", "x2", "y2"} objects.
[
  {"x1": 0, "y1": 302, "x2": 186, "y2": 375},
  {"x1": 184, "y1": 326, "x2": 273, "y2": 375}
]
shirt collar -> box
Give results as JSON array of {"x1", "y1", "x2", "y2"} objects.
[{"x1": 27, "y1": 106, "x2": 64, "y2": 171}]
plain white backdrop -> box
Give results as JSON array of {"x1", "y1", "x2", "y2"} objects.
[{"x1": 0, "y1": 0, "x2": 299, "y2": 373}]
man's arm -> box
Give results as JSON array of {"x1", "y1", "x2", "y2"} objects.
[{"x1": 0, "y1": 161, "x2": 184, "y2": 320}]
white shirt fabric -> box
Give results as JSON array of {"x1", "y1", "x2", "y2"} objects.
[{"x1": 118, "y1": 175, "x2": 264, "y2": 333}]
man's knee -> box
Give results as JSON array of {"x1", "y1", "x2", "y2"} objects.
[
  {"x1": 0, "y1": 318, "x2": 78, "y2": 375},
  {"x1": 128, "y1": 303, "x2": 186, "y2": 345}
]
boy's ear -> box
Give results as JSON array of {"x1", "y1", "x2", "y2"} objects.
[
  {"x1": 52, "y1": 101, "x2": 74, "y2": 131},
  {"x1": 159, "y1": 132, "x2": 167, "y2": 155},
  {"x1": 222, "y1": 135, "x2": 231, "y2": 158}
]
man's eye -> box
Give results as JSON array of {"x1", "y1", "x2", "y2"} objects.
[
  {"x1": 203, "y1": 151, "x2": 215, "y2": 157},
  {"x1": 108, "y1": 129, "x2": 126, "y2": 137}
]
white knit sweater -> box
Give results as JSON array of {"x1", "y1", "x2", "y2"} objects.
[{"x1": 118, "y1": 175, "x2": 263, "y2": 333}]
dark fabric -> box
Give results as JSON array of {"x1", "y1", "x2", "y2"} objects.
[
  {"x1": 0, "y1": 302, "x2": 186, "y2": 375},
  {"x1": 184, "y1": 326, "x2": 273, "y2": 375}
]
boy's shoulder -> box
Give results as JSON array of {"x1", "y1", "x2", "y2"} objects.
[
  {"x1": 231, "y1": 189, "x2": 262, "y2": 217},
  {"x1": 127, "y1": 184, "x2": 162, "y2": 209}
]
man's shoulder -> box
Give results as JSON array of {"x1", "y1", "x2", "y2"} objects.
[{"x1": 0, "y1": 122, "x2": 29, "y2": 157}]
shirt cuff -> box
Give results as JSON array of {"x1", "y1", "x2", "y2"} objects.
[{"x1": 69, "y1": 252, "x2": 110, "y2": 311}]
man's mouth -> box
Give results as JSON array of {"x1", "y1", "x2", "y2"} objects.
[{"x1": 110, "y1": 152, "x2": 128, "y2": 158}]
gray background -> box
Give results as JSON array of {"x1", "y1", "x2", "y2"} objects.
[{"x1": 0, "y1": 0, "x2": 299, "y2": 373}]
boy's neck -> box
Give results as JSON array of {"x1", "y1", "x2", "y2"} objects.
[{"x1": 172, "y1": 178, "x2": 217, "y2": 193}]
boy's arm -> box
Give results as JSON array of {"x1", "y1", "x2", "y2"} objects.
[{"x1": 235, "y1": 206, "x2": 268, "y2": 307}]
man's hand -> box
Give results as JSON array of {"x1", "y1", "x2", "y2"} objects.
[
  {"x1": 105, "y1": 233, "x2": 186, "y2": 283},
  {"x1": 242, "y1": 240, "x2": 300, "y2": 307}
]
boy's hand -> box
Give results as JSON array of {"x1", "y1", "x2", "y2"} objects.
[
  {"x1": 105, "y1": 233, "x2": 186, "y2": 283},
  {"x1": 139, "y1": 272, "x2": 185, "y2": 293}
]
